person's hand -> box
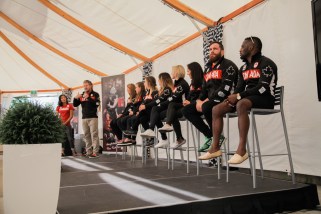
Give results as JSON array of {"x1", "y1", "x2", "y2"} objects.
[
  {"x1": 139, "y1": 104, "x2": 146, "y2": 111},
  {"x1": 129, "y1": 110, "x2": 133, "y2": 116},
  {"x1": 183, "y1": 100, "x2": 190, "y2": 106},
  {"x1": 75, "y1": 92, "x2": 82, "y2": 99},
  {"x1": 136, "y1": 112, "x2": 139, "y2": 116},
  {"x1": 117, "y1": 114, "x2": 123, "y2": 118},
  {"x1": 227, "y1": 94, "x2": 238, "y2": 106},
  {"x1": 83, "y1": 93, "x2": 89, "y2": 99},
  {"x1": 196, "y1": 100, "x2": 203, "y2": 112}
]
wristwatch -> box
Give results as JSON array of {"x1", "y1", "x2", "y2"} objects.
[{"x1": 236, "y1": 93, "x2": 241, "y2": 101}]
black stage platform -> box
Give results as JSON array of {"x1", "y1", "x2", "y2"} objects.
[{"x1": 58, "y1": 154, "x2": 319, "y2": 214}]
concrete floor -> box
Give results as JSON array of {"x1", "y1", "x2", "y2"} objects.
[{"x1": 0, "y1": 154, "x2": 320, "y2": 214}]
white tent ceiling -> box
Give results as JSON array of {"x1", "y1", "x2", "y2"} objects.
[{"x1": 0, "y1": 0, "x2": 254, "y2": 92}]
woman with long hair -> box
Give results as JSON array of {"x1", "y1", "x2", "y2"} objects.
[
  {"x1": 110, "y1": 83, "x2": 136, "y2": 143},
  {"x1": 124, "y1": 76, "x2": 158, "y2": 138},
  {"x1": 56, "y1": 94, "x2": 75, "y2": 156},
  {"x1": 119, "y1": 81, "x2": 145, "y2": 144},
  {"x1": 140, "y1": 72, "x2": 175, "y2": 147},
  {"x1": 158, "y1": 62, "x2": 203, "y2": 148}
]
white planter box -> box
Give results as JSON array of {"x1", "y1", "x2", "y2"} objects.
[{"x1": 3, "y1": 144, "x2": 61, "y2": 214}]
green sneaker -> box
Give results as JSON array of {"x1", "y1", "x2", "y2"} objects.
[
  {"x1": 219, "y1": 135, "x2": 226, "y2": 148},
  {"x1": 198, "y1": 137, "x2": 212, "y2": 152}
]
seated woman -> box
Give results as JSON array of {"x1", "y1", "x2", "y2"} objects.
[
  {"x1": 120, "y1": 81, "x2": 145, "y2": 144},
  {"x1": 124, "y1": 76, "x2": 158, "y2": 146},
  {"x1": 159, "y1": 62, "x2": 203, "y2": 148},
  {"x1": 140, "y1": 72, "x2": 174, "y2": 146},
  {"x1": 141, "y1": 66, "x2": 190, "y2": 148},
  {"x1": 110, "y1": 83, "x2": 136, "y2": 143}
]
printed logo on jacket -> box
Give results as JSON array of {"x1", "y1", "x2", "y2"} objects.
[
  {"x1": 204, "y1": 70, "x2": 222, "y2": 82},
  {"x1": 242, "y1": 69, "x2": 261, "y2": 80}
]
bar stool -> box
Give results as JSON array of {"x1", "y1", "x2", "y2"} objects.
[
  {"x1": 170, "y1": 117, "x2": 200, "y2": 175},
  {"x1": 153, "y1": 125, "x2": 174, "y2": 169},
  {"x1": 139, "y1": 125, "x2": 172, "y2": 168},
  {"x1": 115, "y1": 138, "x2": 135, "y2": 162},
  {"x1": 225, "y1": 86, "x2": 295, "y2": 188},
  {"x1": 196, "y1": 115, "x2": 227, "y2": 179},
  {"x1": 134, "y1": 126, "x2": 159, "y2": 165}
]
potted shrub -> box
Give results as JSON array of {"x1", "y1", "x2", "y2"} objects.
[{"x1": 0, "y1": 101, "x2": 64, "y2": 214}]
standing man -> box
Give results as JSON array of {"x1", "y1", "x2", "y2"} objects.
[
  {"x1": 73, "y1": 80, "x2": 101, "y2": 158},
  {"x1": 182, "y1": 41, "x2": 238, "y2": 152},
  {"x1": 207, "y1": 36, "x2": 278, "y2": 163}
]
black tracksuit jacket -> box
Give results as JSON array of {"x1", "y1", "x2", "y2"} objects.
[
  {"x1": 234, "y1": 53, "x2": 278, "y2": 98},
  {"x1": 199, "y1": 57, "x2": 238, "y2": 102},
  {"x1": 73, "y1": 90, "x2": 100, "y2": 119}
]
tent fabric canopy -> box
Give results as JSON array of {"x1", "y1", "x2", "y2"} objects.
[{"x1": 0, "y1": 0, "x2": 254, "y2": 91}]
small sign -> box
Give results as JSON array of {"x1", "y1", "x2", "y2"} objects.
[{"x1": 30, "y1": 90, "x2": 37, "y2": 97}]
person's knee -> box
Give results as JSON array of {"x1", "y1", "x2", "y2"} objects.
[
  {"x1": 182, "y1": 104, "x2": 192, "y2": 116},
  {"x1": 212, "y1": 104, "x2": 223, "y2": 118},
  {"x1": 140, "y1": 116, "x2": 148, "y2": 123},
  {"x1": 202, "y1": 102, "x2": 212, "y2": 117},
  {"x1": 236, "y1": 100, "x2": 252, "y2": 113},
  {"x1": 151, "y1": 106, "x2": 159, "y2": 112},
  {"x1": 168, "y1": 102, "x2": 175, "y2": 109}
]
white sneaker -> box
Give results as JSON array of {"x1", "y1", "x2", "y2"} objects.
[
  {"x1": 155, "y1": 139, "x2": 169, "y2": 148},
  {"x1": 140, "y1": 129, "x2": 155, "y2": 137},
  {"x1": 158, "y1": 124, "x2": 173, "y2": 132}
]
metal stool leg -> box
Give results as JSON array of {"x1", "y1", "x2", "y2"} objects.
[
  {"x1": 180, "y1": 150, "x2": 184, "y2": 164},
  {"x1": 190, "y1": 121, "x2": 199, "y2": 175},
  {"x1": 186, "y1": 120, "x2": 190, "y2": 174},
  {"x1": 226, "y1": 114, "x2": 230, "y2": 183},
  {"x1": 252, "y1": 116, "x2": 264, "y2": 179},
  {"x1": 250, "y1": 111, "x2": 257, "y2": 188},
  {"x1": 133, "y1": 145, "x2": 137, "y2": 161},
  {"x1": 115, "y1": 144, "x2": 118, "y2": 158},
  {"x1": 122, "y1": 146, "x2": 126, "y2": 160},
  {"x1": 281, "y1": 110, "x2": 296, "y2": 184},
  {"x1": 167, "y1": 147, "x2": 170, "y2": 169},
  {"x1": 217, "y1": 126, "x2": 226, "y2": 180},
  {"x1": 144, "y1": 141, "x2": 148, "y2": 164},
  {"x1": 155, "y1": 147, "x2": 158, "y2": 166},
  {"x1": 222, "y1": 139, "x2": 228, "y2": 180},
  {"x1": 197, "y1": 128, "x2": 202, "y2": 168},
  {"x1": 172, "y1": 148, "x2": 175, "y2": 170},
  {"x1": 246, "y1": 139, "x2": 253, "y2": 175},
  {"x1": 141, "y1": 139, "x2": 145, "y2": 164}
]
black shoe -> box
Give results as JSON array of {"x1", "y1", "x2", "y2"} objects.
[
  {"x1": 122, "y1": 130, "x2": 130, "y2": 135},
  {"x1": 123, "y1": 130, "x2": 137, "y2": 136},
  {"x1": 130, "y1": 140, "x2": 137, "y2": 145},
  {"x1": 119, "y1": 140, "x2": 133, "y2": 145}
]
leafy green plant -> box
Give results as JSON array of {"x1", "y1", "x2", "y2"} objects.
[
  {"x1": 0, "y1": 101, "x2": 64, "y2": 144},
  {"x1": 10, "y1": 95, "x2": 29, "y2": 107}
]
